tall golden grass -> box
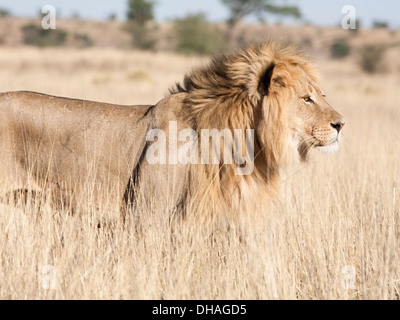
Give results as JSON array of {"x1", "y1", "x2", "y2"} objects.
[{"x1": 0, "y1": 46, "x2": 399, "y2": 300}]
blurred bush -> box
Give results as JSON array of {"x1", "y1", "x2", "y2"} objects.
[
  {"x1": 359, "y1": 45, "x2": 386, "y2": 73},
  {"x1": 174, "y1": 13, "x2": 228, "y2": 55},
  {"x1": 126, "y1": 0, "x2": 155, "y2": 50},
  {"x1": 126, "y1": 22, "x2": 155, "y2": 50},
  {"x1": 0, "y1": 8, "x2": 10, "y2": 18},
  {"x1": 330, "y1": 39, "x2": 351, "y2": 59},
  {"x1": 22, "y1": 23, "x2": 67, "y2": 47},
  {"x1": 108, "y1": 13, "x2": 117, "y2": 21},
  {"x1": 73, "y1": 33, "x2": 93, "y2": 48},
  {"x1": 221, "y1": 0, "x2": 301, "y2": 43},
  {"x1": 349, "y1": 19, "x2": 362, "y2": 34},
  {"x1": 373, "y1": 20, "x2": 389, "y2": 29}
]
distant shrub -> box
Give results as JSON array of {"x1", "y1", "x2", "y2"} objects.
[
  {"x1": 373, "y1": 21, "x2": 389, "y2": 29},
  {"x1": 126, "y1": 22, "x2": 155, "y2": 50},
  {"x1": 359, "y1": 45, "x2": 386, "y2": 74},
  {"x1": 108, "y1": 13, "x2": 117, "y2": 21},
  {"x1": 0, "y1": 8, "x2": 10, "y2": 18},
  {"x1": 174, "y1": 13, "x2": 228, "y2": 55},
  {"x1": 126, "y1": 0, "x2": 155, "y2": 50},
  {"x1": 330, "y1": 39, "x2": 351, "y2": 59},
  {"x1": 22, "y1": 23, "x2": 67, "y2": 47},
  {"x1": 71, "y1": 12, "x2": 81, "y2": 20},
  {"x1": 349, "y1": 19, "x2": 362, "y2": 34},
  {"x1": 73, "y1": 33, "x2": 93, "y2": 48}
]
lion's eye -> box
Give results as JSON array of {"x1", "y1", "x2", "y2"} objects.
[{"x1": 303, "y1": 96, "x2": 314, "y2": 104}]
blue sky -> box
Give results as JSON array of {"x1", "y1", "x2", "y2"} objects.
[{"x1": 2, "y1": 0, "x2": 399, "y2": 28}]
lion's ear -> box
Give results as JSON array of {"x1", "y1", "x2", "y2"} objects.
[{"x1": 258, "y1": 63, "x2": 289, "y2": 96}]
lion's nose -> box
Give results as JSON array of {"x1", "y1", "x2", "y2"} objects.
[{"x1": 331, "y1": 121, "x2": 345, "y2": 133}]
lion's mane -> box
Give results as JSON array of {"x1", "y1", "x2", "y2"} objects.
[{"x1": 170, "y1": 42, "x2": 319, "y2": 219}]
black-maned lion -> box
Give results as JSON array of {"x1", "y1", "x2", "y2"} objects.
[{"x1": 0, "y1": 42, "x2": 344, "y2": 220}]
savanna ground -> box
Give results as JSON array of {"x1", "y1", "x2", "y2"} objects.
[{"x1": 0, "y1": 25, "x2": 400, "y2": 300}]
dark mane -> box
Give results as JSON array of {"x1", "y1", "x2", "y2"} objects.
[{"x1": 169, "y1": 51, "x2": 238, "y2": 95}]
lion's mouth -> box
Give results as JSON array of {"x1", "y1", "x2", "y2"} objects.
[
  {"x1": 296, "y1": 134, "x2": 341, "y2": 159},
  {"x1": 315, "y1": 137, "x2": 340, "y2": 154}
]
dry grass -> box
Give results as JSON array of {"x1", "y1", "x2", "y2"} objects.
[{"x1": 0, "y1": 45, "x2": 399, "y2": 300}]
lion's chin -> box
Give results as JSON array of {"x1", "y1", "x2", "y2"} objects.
[{"x1": 316, "y1": 140, "x2": 340, "y2": 154}]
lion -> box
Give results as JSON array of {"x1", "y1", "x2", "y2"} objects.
[{"x1": 0, "y1": 42, "x2": 344, "y2": 220}]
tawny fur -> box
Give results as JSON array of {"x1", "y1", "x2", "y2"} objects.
[
  {"x1": 0, "y1": 42, "x2": 344, "y2": 222},
  {"x1": 170, "y1": 42, "x2": 343, "y2": 222}
]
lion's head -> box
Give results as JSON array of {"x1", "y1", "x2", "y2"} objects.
[
  {"x1": 228, "y1": 42, "x2": 345, "y2": 167},
  {"x1": 173, "y1": 42, "x2": 344, "y2": 170},
  {"x1": 258, "y1": 52, "x2": 345, "y2": 162},
  {"x1": 171, "y1": 42, "x2": 345, "y2": 210}
]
